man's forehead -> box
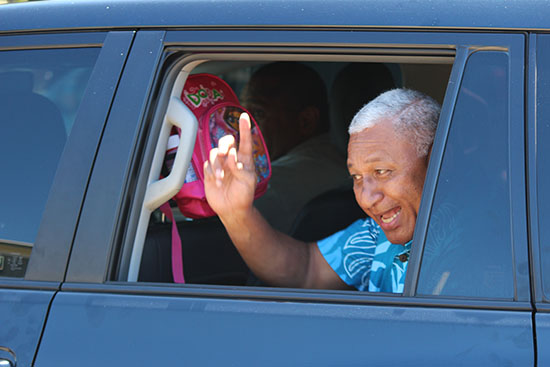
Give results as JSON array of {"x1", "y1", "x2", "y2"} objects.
[
  {"x1": 347, "y1": 123, "x2": 403, "y2": 164},
  {"x1": 348, "y1": 124, "x2": 394, "y2": 148},
  {"x1": 347, "y1": 149, "x2": 392, "y2": 168}
]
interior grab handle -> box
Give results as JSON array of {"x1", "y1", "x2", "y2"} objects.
[
  {"x1": 144, "y1": 96, "x2": 197, "y2": 210},
  {"x1": 127, "y1": 96, "x2": 197, "y2": 282}
]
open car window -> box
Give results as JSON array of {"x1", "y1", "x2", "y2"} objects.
[
  {"x1": 122, "y1": 54, "x2": 453, "y2": 289},
  {"x1": 112, "y1": 35, "x2": 525, "y2": 303}
]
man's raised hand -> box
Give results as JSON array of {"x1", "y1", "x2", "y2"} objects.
[{"x1": 203, "y1": 113, "x2": 257, "y2": 217}]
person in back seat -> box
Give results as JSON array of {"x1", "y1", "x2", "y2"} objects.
[
  {"x1": 204, "y1": 88, "x2": 440, "y2": 293},
  {"x1": 329, "y1": 62, "x2": 397, "y2": 155},
  {"x1": 240, "y1": 62, "x2": 350, "y2": 234}
]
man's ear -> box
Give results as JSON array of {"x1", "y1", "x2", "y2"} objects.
[{"x1": 298, "y1": 106, "x2": 320, "y2": 137}]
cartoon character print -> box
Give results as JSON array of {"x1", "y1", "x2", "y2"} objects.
[
  {"x1": 251, "y1": 133, "x2": 269, "y2": 182},
  {"x1": 184, "y1": 81, "x2": 225, "y2": 111}
]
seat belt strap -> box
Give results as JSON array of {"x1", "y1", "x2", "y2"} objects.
[{"x1": 159, "y1": 202, "x2": 185, "y2": 283}]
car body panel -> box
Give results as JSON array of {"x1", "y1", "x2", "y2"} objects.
[
  {"x1": 66, "y1": 30, "x2": 166, "y2": 284},
  {"x1": 52, "y1": 28, "x2": 533, "y2": 366},
  {"x1": 536, "y1": 310, "x2": 550, "y2": 364},
  {"x1": 530, "y1": 33, "x2": 550, "y2": 363},
  {"x1": 0, "y1": 290, "x2": 53, "y2": 367},
  {"x1": 1, "y1": 0, "x2": 550, "y2": 33},
  {"x1": 0, "y1": 30, "x2": 132, "y2": 366},
  {"x1": 25, "y1": 31, "x2": 134, "y2": 282},
  {"x1": 35, "y1": 292, "x2": 533, "y2": 366}
]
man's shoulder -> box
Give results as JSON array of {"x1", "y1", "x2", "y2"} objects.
[
  {"x1": 318, "y1": 217, "x2": 378, "y2": 247},
  {"x1": 317, "y1": 216, "x2": 381, "y2": 291}
]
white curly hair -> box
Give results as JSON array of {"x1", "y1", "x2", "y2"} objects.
[{"x1": 348, "y1": 88, "x2": 440, "y2": 157}]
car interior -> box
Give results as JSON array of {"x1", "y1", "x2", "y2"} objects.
[{"x1": 132, "y1": 58, "x2": 452, "y2": 287}]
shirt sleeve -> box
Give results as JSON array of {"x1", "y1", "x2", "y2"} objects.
[{"x1": 317, "y1": 217, "x2": 379, "y2": 291}]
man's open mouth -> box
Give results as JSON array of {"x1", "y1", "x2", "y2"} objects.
[{"x1": 380, "y1": 207, "x2": 401, "y2": 224}]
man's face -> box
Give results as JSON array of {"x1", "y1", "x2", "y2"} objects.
[
  {"x1": 241, "y1": 76, "x2": 302, "y2": 160},
  {"x1": 347, "y1": 118, "x2": 429, "y2": 244}
]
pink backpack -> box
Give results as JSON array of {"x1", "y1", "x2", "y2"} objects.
[{"x1": 161, "y1": 73, "x2": 271, "y2": 283}]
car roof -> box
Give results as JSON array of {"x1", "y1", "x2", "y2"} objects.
[{"x1": 1, "y1": 0, "x2": 549, "y2": 33}]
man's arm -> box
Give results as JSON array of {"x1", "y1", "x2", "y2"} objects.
[{"x1": 203, "y1": 113, "x2": 348, "y2": 289}]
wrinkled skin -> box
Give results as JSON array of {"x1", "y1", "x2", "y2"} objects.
[{"x1": 347, "y1": 118, "x2": 429, "y2": 244}]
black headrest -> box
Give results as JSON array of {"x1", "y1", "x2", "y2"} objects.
[{"x1": 329, "y1": 63, "x2": 397, "y2": 153}]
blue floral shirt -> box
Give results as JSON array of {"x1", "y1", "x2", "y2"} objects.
[{"x1": 317, "y1": 217, "x2": 411, "y2": 293}]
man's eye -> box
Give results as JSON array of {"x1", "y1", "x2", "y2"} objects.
[
  {"x1": 374, "y1": 169, "x2": 391, "y2": 177},
  {"x1": 351, "y1": 174, "x2": 362, "y2": 182}
]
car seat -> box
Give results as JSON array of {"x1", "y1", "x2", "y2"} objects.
[
  {"x1": 139, "y1": 215, "x2": 250, "y2": 285},
  {"x1": 329, "y1": 62, "x2": 397, "y2": 155},
  {"x1": 286, "y1": 63, "x2": 395, "y2": 241},
  {"x1": 0, "y1": 71, "x2": 66, "y2": 243},
  {"x1": 289, "y1": 186, "x2": 366, "y2": 242}
]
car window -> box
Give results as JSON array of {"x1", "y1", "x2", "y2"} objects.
[
  {"x1": 0, "y1": 47, "x2": 99, "y2": 278},
  {"x1": 417, "y1": 51, "x2": 514, "y2": 299},
  {"x1": 134, "y1": 59, "x2": 452, "y2": 286}
]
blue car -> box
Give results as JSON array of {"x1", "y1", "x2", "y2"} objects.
[{"x1": 1, "y1": 0, "x2": 548, "y2": 365}]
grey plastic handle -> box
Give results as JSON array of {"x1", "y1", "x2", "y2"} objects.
[
  {"x1": 127, "y1": 96, "x2": 198, "y2": 281},
  {"x1": 144, "y1": 97, "x2": 198, "y2": 209}
]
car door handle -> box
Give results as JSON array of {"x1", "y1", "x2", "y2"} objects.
[{"x1": 0, "y1": 346, "x2": 16, "y2": 367}]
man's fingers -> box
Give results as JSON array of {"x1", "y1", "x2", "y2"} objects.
[
  {"x1": 226, "y1": 146, "x2": 244, "y2": 173},
  {"x1": 205, "y1": 120, "x2": 253, "y2": 189},
  {"x1": 203, "y1": 159, "x2": 213, "y2": 180},
  {"x1": 208, "y1": 148, "x2": 224, "y2": 187},
  {"x1": 218, "y1": 134, "x2": 235, "y2": 155},
  {"x1": 226, "y1": 146, "x2": 256, "y2": 191},
  {"x1": 228, "y1": 146, "x2": 238, "y2": 163},
  {"x1": 209, "y1": 147, "x2": 219, "y2": 167},
  {"x1": 204, "y1": 158, "x2": 220, "y2": 189},
  {"x1": 238, "y1": 113, "x2": 253, "y2": 167}
]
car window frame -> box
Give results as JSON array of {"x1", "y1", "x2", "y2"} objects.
[
  {"x1": 529, "y1": 32, "x2": 550, "y2": 311},
  {"x1": 408, "y1": 40, "x2": 529, "y2": 303},
  {"x1": 66, "y1": 28, "x2": 530, "y2": 311},
  {"x1": 0, "y1": 31, "x2": 134, "y2": 288}
]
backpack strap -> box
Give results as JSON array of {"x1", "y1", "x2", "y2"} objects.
[{"x1": 159, "y1": 202, "x2": 185, "y2": 283}]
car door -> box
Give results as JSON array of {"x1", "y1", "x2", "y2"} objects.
[
  {"x1": 529, "y1": 33, "x2": 550, "y2": 365},
  {"x1": 0, "y1": 31, "x2": 133, "y2": 366},
  {"x1": 34, "y1": 29, "x2": 533, "y2": 366}
]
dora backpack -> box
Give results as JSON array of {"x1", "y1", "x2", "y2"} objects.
[{"x1": 161, "y1": 73, "x2": 271, "y2": 283}]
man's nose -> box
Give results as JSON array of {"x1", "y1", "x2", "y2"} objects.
[{"x1": 359, "y1": 178, "x2": 383, "y2": 209}]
